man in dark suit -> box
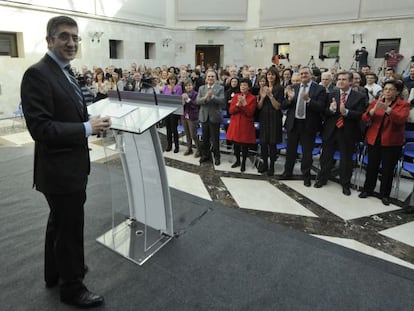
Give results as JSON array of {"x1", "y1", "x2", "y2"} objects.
[
  {"x1": 196, "y1": 69, "x2": 225, "y2": 165},
  {"x1": 280, "y1": 66, "x2": 327, "y2": 186},
  {"x1": 21, "y1": 15, "x2": 109, "y2": 308},
  {"x1": 314, "y1": 71, "x2": 366, "y2": 195}
]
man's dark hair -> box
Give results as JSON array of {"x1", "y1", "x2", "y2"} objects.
[
  {"x1": 47, "y1": 16, "x2": 77, "y2": 37},
  {"x1": 338, "y1": 71, "x2": 353, "y2": 82}
]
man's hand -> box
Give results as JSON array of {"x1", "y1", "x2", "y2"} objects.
[{"x1": 90, "y1": 115, "x2": 112, "y2": 135}]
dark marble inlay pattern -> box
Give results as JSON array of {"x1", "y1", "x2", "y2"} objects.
[{"x1": 161, "y1": 134, "x2": 414, "y2": 266}]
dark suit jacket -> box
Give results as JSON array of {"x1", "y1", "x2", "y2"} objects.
[
  {"x1": 21, "y1": 54, "x2": 90, "y2": 194},
  {"x1": 322, "y1": 89, "x2": 366, "y2": 142},
  {"x1": 196, "y1": 83, "x2": 225, "y2": 123},
  {"x1": 281, "y1": 81, "x2": 327, "y2": 134}
]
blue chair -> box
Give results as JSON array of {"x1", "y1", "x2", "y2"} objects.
[{"x1": 12, "y1": 102, "x2": 25, "y2": 128}]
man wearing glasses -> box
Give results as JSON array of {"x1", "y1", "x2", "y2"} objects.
[
  {"x1": 21, "y1": 16, "x2": 108, "y2": 308},
  {"x1": 197, "y1": 69, "x2": 225, "y2": 165}
]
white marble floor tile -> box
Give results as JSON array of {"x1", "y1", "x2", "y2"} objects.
[
  {"x1": 89, "y1": 143, "x2": 119, "y2": 163},
  {"x1": 313, "y1": 235, "x2": 414, "y2": 270},
  {"x1": 1, "y1": 131, "x2": 33, "y2": 145},
  {"x1": 380, "y1": 221, "x2": 414, "y2": 248},
  {"x1": 166, "y1": 166, "x2": 211, "y2": 201},
  {"x1": 221, "y1": 177, "x2": 318, "y2": 217},
  {"x1": 0, "y1": 119, "x2": 14, "y2": 128},
  {"x1": 163, "y1": 149, "x2": 201, "y2": 166},
  {"x1": 283, "y1": 180, "x2": 401, "y2": 220}
]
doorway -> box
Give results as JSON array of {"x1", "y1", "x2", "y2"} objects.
[{"x1": 195, "y1": 45, "x2": 223, "y2": 69}]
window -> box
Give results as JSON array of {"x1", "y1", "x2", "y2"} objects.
[
  {"x1": 319, "y1": 41, "x2": 339, "y2": 59},
  {"x1": 145, "y1": 42, "x2": 155, "y2": 60},
  {"x1": 0, "y1": 32, "x2": 18, "y2": 57},
  {"x1": 375, "y1": 38, "x2": 400, "y2": 58},
  {"x1": 109, "y1": 40, "x2": 123, "y2": 59},
  {"x1": 273, "y1": 43, "x2": 290, "y2": 61}
]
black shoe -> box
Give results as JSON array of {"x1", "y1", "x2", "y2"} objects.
[
  {"x1": 46, "y1": 279, "x2": 59, "y2": 289},
  {"x1": 381, "y1": 197, "x2": 390, "y2": 206},
  {"x1": 61, "y1": 289, "x2": 104, "y2": 308},
  {"x1": 279, "y1": 171, "x2": 292, "y2": 179},
  {"x1": 173, "y1": 147, "x2": 179, "y2": 153},
  {"x1": 214, "y1": 159, "x2": 221, "y2": 166},
  {"x1": 240, "y1": 162, "x2": 246, "y2": 172},
  {"x1": 342, "y1": 187, "x2": 351, "y2": 196},
  {"x1": 258, "y1": 165, "x2": 268, "y2": 173},
  {"x1": 404, "y1": 206, "x2": 414, "y2": 214},
  {"x1": 313, "y1": 180, "x2": 326, "y2": 188},
  {"x1": 304, "y1": 177, "x2": 311, "y2": 187},
  {"x1": 165, "y1": 145, "x2": 172, "y2": 152},
  {"x1": 358, "y1": 191, "x2": 372, "y2": 199},
  {"x1": 231, "y1": 161, "x2": 241, "y2": 168},
  {"x1": 199, "y1": 156, "x2": 211, "y2": 163}
]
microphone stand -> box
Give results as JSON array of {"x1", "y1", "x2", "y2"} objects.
[{"x1": 141, "y1": 82, "x2": 158, "y2": 106}]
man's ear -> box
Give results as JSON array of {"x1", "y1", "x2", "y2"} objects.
[{"x1": 46, "y1": 36, "x2": 52, "y2": 49}]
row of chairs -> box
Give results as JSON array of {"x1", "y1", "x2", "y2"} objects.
[{"x1": 176, "y1": 116, "x2": 414, "y2": 201}]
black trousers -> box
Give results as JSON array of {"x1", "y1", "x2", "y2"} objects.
[
  {"x1": 44, "y1": 190, "x2": 87, "y2": 297},
  {"x1": 165, "y1": 114, "x2": 180, "y2": 148},
  {"x1": 319, "y1": 128, "x2": 356, "y2": 187},
  {"x1": 284, "y1": 120, "x2": 316, "y2": 177},
  {"x1": 363, "y1": 144, "x2": 402, "y2": 197},
  {"x1": 200, "y1": 121, "x2": 220, "y2": 160}
]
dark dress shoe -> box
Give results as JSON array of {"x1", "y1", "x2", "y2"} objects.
[
  {"x1": 358, "y1": 191, "x2": 372, "y2": 199},
  {"x1": 313, "y1": 180, "x2": 326, "y2": 188},
  {"x1": 199, "y1": 156, "x2": 211, "y2": 163},
  {"x1": 214, "y1": 159, "x2": 221, "y2": 166},
  {"x1": 381, "y1": 197, "x2": 390, "y2": 206},
  {"x1": 45, "y1": 279, "x2": 59, "y2": 288},
  {"x1": 231, "y1": 161, "x2": 240, "y2": 168},
  {"x1": 240, "y1": 162, "x2": 246, "y2": 172},
  {"x1": 165, "y1": 145, "x2": 172, "y2": 152},
  {"x1": 173, "y1": 147, "x2": 179, "y2": 153},
  {"x1": 258, "y1": 166, "x2": 268, "y2": 173},
  {"x1": 61, "y1": 289, "x2": 104, "y2": 308},
  {"x1": 342, "y1": 187, "x2": 351, "y2": 196},
  {"x1": 279, "y1": 171, "x2": 292, "y2": 179},
  {"x1": 303, "y1": 178, "x2": 311, "y2": 187},
  {"x1": 404, "y1": 205, "x2": 414, "y2": 214}
]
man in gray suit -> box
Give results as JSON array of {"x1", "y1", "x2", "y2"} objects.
[
  {"x1": 196, "y1": 69, "x2": 225, "y2": 165},
  {"x1": 21, "y1": 15, "x2": 109, "y2": 308}
]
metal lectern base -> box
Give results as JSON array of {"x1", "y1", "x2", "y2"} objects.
[{"x1": 96, "y1": 219, "x2": 173, "y2": 266}]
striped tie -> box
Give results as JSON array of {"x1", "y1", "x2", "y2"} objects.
[
  {"x1": 336, "y1": 92, "x2": 347, "y2": 128},
  {"x1": 64, "y1": 65, "x2": 84, "y2": 109}
]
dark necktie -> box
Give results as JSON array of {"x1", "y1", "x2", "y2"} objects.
[
  {"x1": 336, "y1": 92, "x2": 347, "y2": 128},
  {"x1": 64, "y1": 65, "x2": 84, "y2": 109},
  {"x1": 297, "y1": 84, "x2": 307, "y2": 118}
]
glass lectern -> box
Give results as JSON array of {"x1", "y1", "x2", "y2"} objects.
[{"x1": 87, "y1": 98, "x2": 177, "y2": 265}]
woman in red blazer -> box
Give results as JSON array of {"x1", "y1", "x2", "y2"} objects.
[
  {"x1": 226, "y1": 78, "x2": 258, "y2": 172},
  {"x1": 359, "y1": 80, "x2": 409, "y2": 205}
]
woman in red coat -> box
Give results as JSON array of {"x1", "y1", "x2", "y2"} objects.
[
  {"x1": 359, "y1": 80, "x2": 409, "y2": 205},
  {"x1": 226, "y1": 78, "x2": 258, "y2": 172}
]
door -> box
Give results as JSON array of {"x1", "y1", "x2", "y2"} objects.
[{"x1": 195, "y1": 45, "x2": 222, "y2": 69}]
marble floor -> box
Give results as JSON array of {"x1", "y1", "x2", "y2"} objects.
[{"x1": 2, "y1": 119, "x2": 414, "y2": 270}]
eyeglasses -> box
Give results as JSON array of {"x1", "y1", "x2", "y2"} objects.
[{"x1": 53, "y1": 32, "x2": 81, "y2": 43}]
